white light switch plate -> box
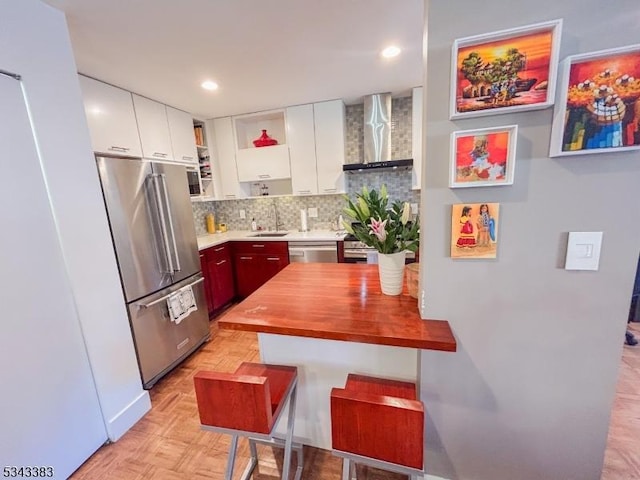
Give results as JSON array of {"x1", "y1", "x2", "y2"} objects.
[
  {"x1": 308, "y1": 207, "x2": 318, "y2": 218},
  {"x1": 239, "y1": 209, "x2": 246, "y2": 219},
  {"x1": 565, "y1": 232, "x2": 603, "y2": 271},
  {"x1": 411, "y1": 203, "x2": 419, "y2": 215}
]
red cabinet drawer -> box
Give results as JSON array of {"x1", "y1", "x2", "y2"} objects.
[{"x1": 231, "y1": 240, "x2": 289, "y2": 256}]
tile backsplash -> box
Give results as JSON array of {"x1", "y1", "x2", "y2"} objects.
[
  {"x1": 192, "y1": 94, "x2": 419, "y2": 235},
  {"x1": 192, "y1": 170, "x2": 419, "y2": 235}
]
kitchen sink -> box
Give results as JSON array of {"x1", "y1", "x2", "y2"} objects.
[{"x1": 249, "y1": 232, "x2": 289, "y2": 237}]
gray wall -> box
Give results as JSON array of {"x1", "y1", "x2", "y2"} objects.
[{"x1": 419, "y1": 1, "x2": 640, "y2": 479}]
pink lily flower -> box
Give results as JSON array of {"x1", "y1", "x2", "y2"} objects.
[{"x1": 369, "y1": 217, "x2": 388, "y2": 242}]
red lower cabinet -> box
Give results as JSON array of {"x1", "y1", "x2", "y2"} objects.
[
  {"x1": 200, "y1": 243, "x2": 235, "y2": 317},
  {"x1": 231, "y1": 241, "x2": 289, "y2": 299}
]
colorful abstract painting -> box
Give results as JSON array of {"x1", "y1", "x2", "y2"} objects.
[
  {"x1": 450, "y1": 126, "x2": 517, "y2": 188},
  {"x1": 451, "y1": 203, "x2": 500, "y2": 259},
  {"x1": 451, "y1": 20, "x2": 562, "y2": 118},
  {"x1": 551, "y1": 45, "x2": 640, "y2": 156}
]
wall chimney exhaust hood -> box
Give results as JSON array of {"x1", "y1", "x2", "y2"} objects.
[{"x1": 343, "y1": 92, "x2": 413, "y2": 173}]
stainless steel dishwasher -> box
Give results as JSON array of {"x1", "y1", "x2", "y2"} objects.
[{"x1": 288, "y1": 241, "x2": 338, "y2": 263}]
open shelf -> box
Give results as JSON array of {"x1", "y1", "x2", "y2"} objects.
[{"x1": 233, "y1": 110, "x2": 287, "y2": 150}]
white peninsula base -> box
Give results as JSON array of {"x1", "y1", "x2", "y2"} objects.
[{"x1": 258, "y1": 333, "x2": 419, "y2": 450}]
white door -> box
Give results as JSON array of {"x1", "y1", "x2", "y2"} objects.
[
  {"x1": 314, "y1": 100, "x2": 346, "y2": 194},
  {"x1": 79, "y1": 75, "x2": 142, "y2": 157},
  {"x1": 133, "y1": 94, "x2": 174, "y2": 161},
  {"x1": 287, "y1": 104, "x2": 319, "y2": 195},
  {"x1": 167, "y1": 106, "x2": 198, "y2": 164},
  {"x1": 0, "y1": 73, "x2": 106, "y2": 477}
]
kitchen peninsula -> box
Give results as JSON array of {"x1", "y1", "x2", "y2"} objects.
[{"x1": 219, "y1": 263, "x2": 456, "y2": 449}]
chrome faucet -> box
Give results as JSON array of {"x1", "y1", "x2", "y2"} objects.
[{"x1": 269, "y1": 199, "x2": 285, "y2": 231}]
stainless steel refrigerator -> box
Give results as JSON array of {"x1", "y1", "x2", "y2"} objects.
[{"x1": 97, "y1": 155, "x2": 210, "y2": 389}]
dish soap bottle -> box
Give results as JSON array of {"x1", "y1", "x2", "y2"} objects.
[
  {"x1": 206, "y1": 213, "x2": 216, "y2": 234},
  {"x1": 251, "y1": 218, "x2": 257, "y2": 231}
]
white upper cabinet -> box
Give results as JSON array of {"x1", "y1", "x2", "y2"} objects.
[
  {"x1": 286, "y1": 104, "x2": 318, "y2": 195},
  {"x1": 166, "y1": 106, "x2": 198, "y2": 164},
  {"x1": 132, "y1": 94, "x2": 174, "y2": 161},
  {"x1": 236, "y1": 145, "x2": 291, "y2": 182},
  {"x1": 79, "y1": 75, "x2": 142, "y2": 157},
  {"x1": 314, "y1": 100, "x2": 346, "y2": 194},
  {"x1": 412, "y1": 87, "x2": 423, "y2": 190},
  {"x1": 212, "y1": 117, "x2": 244, "y2": 199}
]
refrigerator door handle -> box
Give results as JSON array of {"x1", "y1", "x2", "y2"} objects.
[
  {"x1": 159, "y1": 173, "x2": 181, "y2": 273},
  {"x1": 137, "y1": 276, "x2": 205, "y2": 308},
  {"x1": 151, "y1": 173, "x2": 175, "y2": 274}
]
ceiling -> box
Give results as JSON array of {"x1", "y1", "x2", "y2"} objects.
[{"x1": 44, "y1": 0, "x2": 424, "y2": 119}]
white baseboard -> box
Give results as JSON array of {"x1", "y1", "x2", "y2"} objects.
[{"x1": 105, "y1": 391, "x2": 151, "y2": 441}]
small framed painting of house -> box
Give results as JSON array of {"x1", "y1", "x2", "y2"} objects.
[
  {"x1": 450, "y1": 125, "x2": 517, "y2": 188},
  {"x1": 549, "y1": 44, "x2": 640, "y2": 157},
  {"x1": 451, "y1": 203, "x2": 500, "y2": 259},
  {"x1": 450, "y1": 19, "x2": 562, "y2": 119}
]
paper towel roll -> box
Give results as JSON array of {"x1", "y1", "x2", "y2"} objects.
[{"x1": 300, "y1": 209, "x2": 308, "y2": 232}]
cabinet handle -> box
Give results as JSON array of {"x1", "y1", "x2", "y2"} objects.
[
  {"x1": 182, "y1": 155, "x2": 194, "y2": 161},
  {"x1": 240, "y1": 256, "x2": 253, "y2": 260},
  {"x1": 199, "y1": 254, "x2": 204, "y2": 258},
  {"x1": 214, "y1": 247, "x2": 225, "y2": 252},
  {"x1": 266, "y1": 257, "x2": 280, "y2": 261},
  {"x1": 252, "y1": 244, "x2": 265, "y2": 248},
  {"x1": 323, "y1": 188, "x2": 337, "y2": 193},
  {"x1": 216, "y1": 259, "x2": 227, "y2": 266},
  {"x1": 153, "y1": 152, "x2": 168, "y2": 157},
  {"x1": 108, "y1": 146, "x2": 130, "y2": 152},
  {"x1": 297, "y1": 190, "x2": 311, "y2": 194},
  {"x1": 258, "y1": 174, "x2": 271, "y2": 179}
]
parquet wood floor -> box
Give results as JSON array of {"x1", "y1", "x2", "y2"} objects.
[
  {"x1": 602, "y1": 321, "x2": 640, "y2": 480},
  {"x1": 71, "y1": 321, "x2": 404, "y2": 480},
  {"x1": 71, "y1": 319, "x2": 639, "y2": 479}
]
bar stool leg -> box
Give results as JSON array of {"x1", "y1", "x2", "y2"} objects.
[
  {"x1": 281, "y1": 384, "x2": 298, "y2": 480},
  {"x1": 225, "y1": 434, "x2": 239, "y2": 480},
  {"x1": 342, "y1": 458, "x2": 356, "y2": 480},
  {"x1": 240, "y1": 440, "x2": 259, "y2": 480},
  {"x1": 294, "y1": 443, "x2": 304, "y2": 480}
]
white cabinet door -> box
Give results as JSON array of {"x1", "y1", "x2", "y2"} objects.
[
  {"x1": 167, "y1": 106, "x2": 198, "y2": 164},
  {"x1": 212, "y1": 117, "x2": 244, "y2": 199},
  {"x1": 412, "y1": 87, "x2": 423, "y2": 190},
  {"x1": 132, "y1": 94, "x2": 174, "y2": 161},
  {"x1": 235, "y1": 144, "x2": 291, "y2": 182},
  {"x1": 79, "y1": 75, "x2": 142, "y2": 157},
  {"x1": 314, "y1": 100, "x2": 346, "y2": 194},
  {"x1": 287, "y1": 104, "x2": 318, "y2": 195}
]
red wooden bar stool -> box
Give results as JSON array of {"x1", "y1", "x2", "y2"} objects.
[
  {"x1": 194, "y1": 362, "x2": 303, "y2": 480},
  {"x1": 331, "y1": 374, "x2": 425, "y2": 480}
]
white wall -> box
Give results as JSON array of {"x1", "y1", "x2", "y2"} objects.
[
  {"x1": 0, "y1": 0, "x2": 150, "y2": 441},
  {"x1": 419, "y1": 1, "x2": 640, "y2": 479}
]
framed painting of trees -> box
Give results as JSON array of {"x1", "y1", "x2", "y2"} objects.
[
  {"x1": 550, "y1": 44, "x2": 640, "y2": 157},
  {"x1": 450, "y1": 20, "x2": 563, "y2": 119}
]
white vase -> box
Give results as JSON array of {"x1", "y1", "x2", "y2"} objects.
[{"x1": 377, "y1": 251, "x2": 406, "y2": 295}]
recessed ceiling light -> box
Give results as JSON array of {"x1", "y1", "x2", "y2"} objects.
[
  {"x1": 381, "y1": 46, "x2": 401, "y2": 58},
  {"x1": 201, "y1": 80, "x2": 219, "y2": 91}
]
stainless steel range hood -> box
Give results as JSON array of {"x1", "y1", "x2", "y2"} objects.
[{"x1": 343, "y1": 92, "x2": 413, "y2": 173}]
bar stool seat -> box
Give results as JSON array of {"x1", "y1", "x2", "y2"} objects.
[
  {"x1": 194, "y1": 362, "x2": 303, "y2": 480},
  {"x1": 331, "y1": 373, "x2": 425, "y2": 479}
]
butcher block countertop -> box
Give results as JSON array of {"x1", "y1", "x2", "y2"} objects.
[{"x1": 219, "y1": 263, "x2": 456, "y2": 352}]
